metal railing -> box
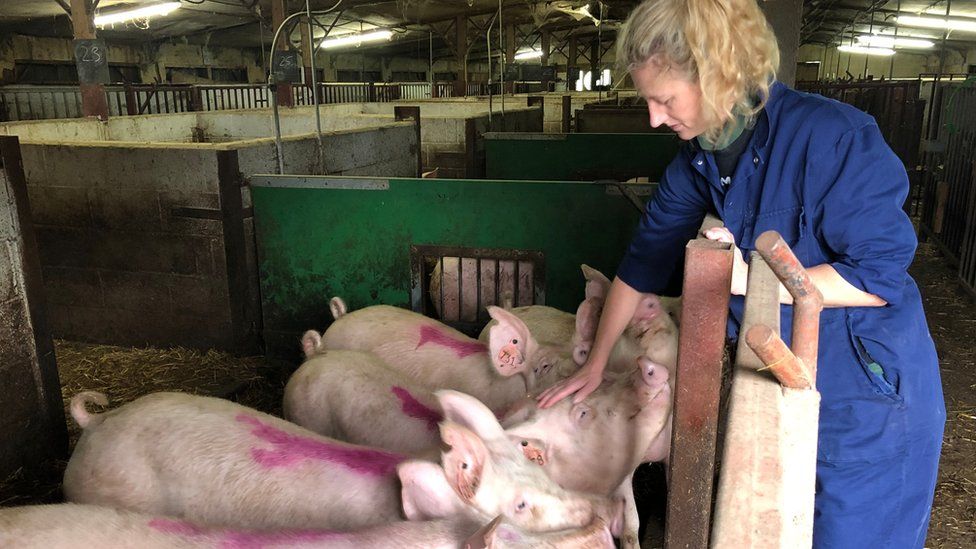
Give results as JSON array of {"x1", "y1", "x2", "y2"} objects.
[
  {"x1": 918, "y1": 82, "x2": 976, "y2": 271},
  {"x1": 0, "y1": 81, "x2": 461, "y2": 122}
]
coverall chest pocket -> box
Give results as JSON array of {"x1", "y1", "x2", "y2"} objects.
[{"x1": 740, "y1": 206, "x2": 807, "y2": 261}]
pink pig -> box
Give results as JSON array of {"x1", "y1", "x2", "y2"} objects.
[
  {"x1": 0, "y1": 503, "x2": 614, "y2": 548},
  {"x1": 501, "y1": 357, "x2": 673, "y2": 549},
  {"x1": 284, "y1": 349, "x2": 447, "y2": 455},
  {"x1": 310, "y1": 304, "x2": 577, "y2": 411},
  {"x1": 63, "y1": 390, "x2": 616, "y2": 534}
]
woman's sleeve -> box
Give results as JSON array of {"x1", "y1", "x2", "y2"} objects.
[
  {"x1": 616, "y1": 159, "x2": 709, "y2": 293},
  {"x1": 814, "y1": 122, "x2": 916, "y2": 306}
]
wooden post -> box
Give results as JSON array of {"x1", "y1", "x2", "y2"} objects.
[
  {"x1": 70, "y1": 0, "x2": 109, "y2": 120},
  {"x1": 568, "y1": 35, "x2": 578, "y2": 90},
  {"x1": 0, "y1": 136, "x2": 69, "y2": 481},
  {"x1": 505, "y1": 23, "x2": 516, "y2": 94},
  {"x1": 272, "y1": 0, "x2": 294, "y2": 107},
  {"x1": 301, "y1": 15, "x2": 314, "y2": 87},
  {"x1": 711, "y1": 239, "x2": 822, "y2": 548},
  {"x1": 660, "y1": 216, "x2": 732, "y2": 549},
  {"x1": 541, "y1": 31, "x2": 552, "y2": 91},
  {"x1": 590, "y1": 38, "x2": 599, "y2": 90},
  {"x1": 455, "y1": 15, "x2": 467, "y2": 97}
]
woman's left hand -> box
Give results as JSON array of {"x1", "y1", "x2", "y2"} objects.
[{"x1": 704, "y1": 227, "x2": 748, "y2": 296}]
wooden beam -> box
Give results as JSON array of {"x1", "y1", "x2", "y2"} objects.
[
  {"x1": 454, "y1": 15, "x2": 467, "y2": 96},
  {"x1": 301, "y1": 15, "x2": 314, "y2": 86},
  {"x1": 272, "y1": 0, "x2": 294, "y2": 107},
  {"x1": 70, "y1": 0, "x2": 108, "y2": 120},
  {"x1": 55, "y1": 0, "x2": 72, "y2": 17}
]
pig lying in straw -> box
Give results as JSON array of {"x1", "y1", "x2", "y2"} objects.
[
  {"x1": 63, "y1": 390, "x2": 620, "y2": 535},
  {"x1": 0, "y1": 503, "x2": 615, "y2": 549}
]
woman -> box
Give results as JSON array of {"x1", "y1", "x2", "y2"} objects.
[{"x1": 537, "y1": 0, "x2": 946, "y2": 546}]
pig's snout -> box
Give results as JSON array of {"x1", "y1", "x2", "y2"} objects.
[
  {"x1": 638, "y1": 357, "x2": 669, "y2": 388},
  {"x1": 635, "y1": 357, "x2": 670, "y2": 404}
]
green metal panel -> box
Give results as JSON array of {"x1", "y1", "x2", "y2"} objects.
[
  {"x1": 485, "y1": 132, "x2": 681, "y2": 182},
  {"x1": 250, "y1": 175, "x2": 656, "y2": 357}
]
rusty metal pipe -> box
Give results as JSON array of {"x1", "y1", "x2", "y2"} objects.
[
  {"x1": 754, "y1": 230, "x2": 824, "y2": 380},
  {"x1": 745, "y1": 324, "x2": 813, "y2": 389}
]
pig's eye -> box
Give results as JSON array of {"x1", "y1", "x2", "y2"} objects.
[
  {"x1": 512, "y1": 339, "x2": 518, "y2": 345},
  {"x1": 461, "y1": 462, "x2": 468, "y2": 470},
  {"x1": 516, "y1": 500, "x2": 527, "y2": 512},
  {"x1": 521, "y1": 440, "x2": 528, "y2": 446}
]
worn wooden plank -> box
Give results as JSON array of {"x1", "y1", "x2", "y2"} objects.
[
  {"x1": 0, "y1": 135, "x2": 68, "y2": 478},
  {"x1": 663, "y1": 230, "x2": 732, "y2": 549},
  {"x1": 711, "y1": 250, "x2": 821, "y2": 548}
]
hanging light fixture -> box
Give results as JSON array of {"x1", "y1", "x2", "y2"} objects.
[{"x1": 94, "y1": 1, "x2": 181, "y2": 26}]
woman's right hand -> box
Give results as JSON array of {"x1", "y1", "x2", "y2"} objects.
[{"x1": 535, "y1": 358, "x2": 607, "y2": 409}]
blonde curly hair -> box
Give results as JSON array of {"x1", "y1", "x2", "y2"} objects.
[{"x1": 617, "y1": 0, "x2": 780, "y2": 142}]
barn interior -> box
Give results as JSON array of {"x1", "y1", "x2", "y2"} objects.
[{"x1": 0, "y1": 0, "x2": 975, "y2": 547}]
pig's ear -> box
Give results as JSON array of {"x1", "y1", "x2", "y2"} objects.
[
  {"x1": 300, "y1": 330, "x2": 322, "y2": 358},
  {"x1": 436, "y1": 390, "x2": 506, "y2": 440},
  {"x1": 463, "y1": 515, "x2": 503, "y2": 549},
  {"x1": 486, "y1": 306, "x2": 532, "y2": 378},
  {"x1": 328, "y1": 297, "x2": 347, "y2": 320},
  {"x1": 397, "y1": 460, "x2": 463, "y2": 520},
  {"x1": 572, "y1": 297, "x2": 602, "y2": 365},
  {"x1": 629, "y1": 294, "x2": 663, "y2": 331},
  {"x1": 581, "y1": 264, "x2": 611, "y2": 300},
  {"x1": 439, "y1": 421, "x2": 488, "y2": 502}
]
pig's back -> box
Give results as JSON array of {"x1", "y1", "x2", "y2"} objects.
[{"x1": 63, "y1": 392, "x2": 404, "y2": 530}]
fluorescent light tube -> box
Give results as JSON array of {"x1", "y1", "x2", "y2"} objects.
[
  {"x1": 897, "y1": 15, "x2": 976, "y2": 33},
  {"x1": 856, "y1": 35, "x2": 934, "y2": 48},
  {"x1": 514, "y1": 50, "x2": 543, "y2": 60},
  {"x1": 837, "y1": 44, "x2": 896, "y2": 56},
  {"x1": 94, "y1": 2, "x2": 181, "y2": 26},
  {"x1": 320, "y1": 30, "x2": 392, "y2": 49}
]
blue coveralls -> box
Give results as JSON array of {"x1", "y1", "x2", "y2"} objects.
[{"x1": 617, "y1": 82, "x2": 946, "y2": 548}]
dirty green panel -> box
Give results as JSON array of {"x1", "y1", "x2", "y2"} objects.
[
  {"x1": 485, "y1": 132, "x2": 682, "y2": 182},
  {"x1": 250, "y1": 175, "x2": 656, "y2": 357}
]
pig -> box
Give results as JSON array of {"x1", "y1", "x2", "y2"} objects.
[
  {"x1": 557, "y1": 265, "x2": 679, "y2": 375},
  {"x1": 429, "y1": 257, "x2": 534, "y2": 323},
  {"x1": 501, "y1": 357, "x2": 673, "y2": 549},
  {"x1": 63, "y1": 390, "x2": 616, "y2": 534},
  {"x1": 284, "y1": 349, "x2": 446, "y2": 455},
  {"x1": 477, "y1": 264, "x2": 678, "y2": 376},
  {"x1": 0, "y1": 504, "x2": 614, "y2": 549},
  {"x1": 311, "y1": 304, "x2": 577, "y2": 412}
]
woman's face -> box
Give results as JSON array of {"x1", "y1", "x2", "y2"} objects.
[{"x1": 631, "y1": 59, "x2": 705, "y2": 140}]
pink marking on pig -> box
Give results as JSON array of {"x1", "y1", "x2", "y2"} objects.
[
  {"x1": 218, "y1": 530, "x2": 347, "y2": 549},
  {"x1": 149, "y1": 518, "x2": 207, "y2": 537},
  {"x1": 237, "y1": 414, "x2": 405, "y2": 476},
  {"x1": 391, "y1": 386, "x2": 442, "y2": 431},
  {"x1": 416, "y1": 325, "x2": 487, "y2": 358}
]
